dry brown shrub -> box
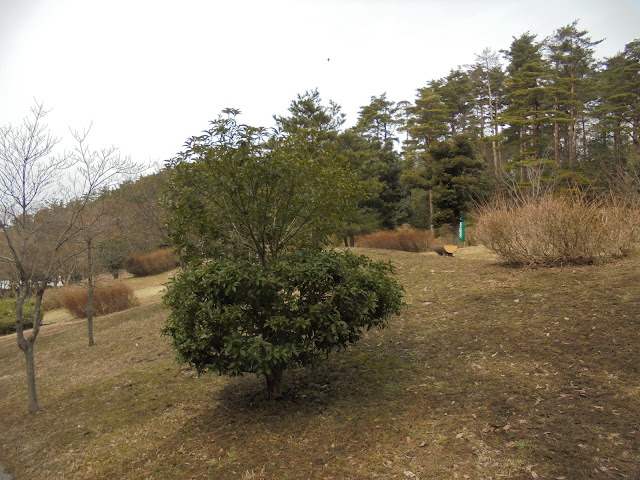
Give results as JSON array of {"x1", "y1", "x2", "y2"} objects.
[
  {"x1": 42, "y1": 288, "x2": 65, "y2": 311},
  {"x1": 475, "y1": 194, "x2": 640, "y2": 266},
  {"x1": 123, "y1": 248, "x2": 179, "y2": 277},
  {"x1": 61, "y1": 283, "x2": 137, "y2": 318},
  {"x1": 355, "y1": 227, "x2": 435, "y2": 252},
  {"x1": 462, "y1": 224, "x2": 478, "y2": 247}
]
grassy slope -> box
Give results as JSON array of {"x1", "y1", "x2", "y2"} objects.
[{"x1": 0, "y1": 248, "x2": 638, "y2": 479}]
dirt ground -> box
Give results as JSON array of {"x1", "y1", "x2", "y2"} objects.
[{"x1": 0, "y1": 248, "x2": 638, "y2": 479}]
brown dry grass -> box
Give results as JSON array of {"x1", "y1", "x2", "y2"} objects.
[
  {"x1": 356, "y1": 228, "x2": 436, "y2": 252},
  {"x1": 61, "y1": 283, "x2": 137, "y2": 318},
  {"x1": 1, "y1": 249, "x2": 639, "y2": 479},
  {"x1": 123, "y1": 248, "x2": 180, "y2": 277},
  {"x1": 42, "y1": 288, "x2": 65, "y2": 311},
  {"x1": 475, "y1": 195, "x2": 640, "y2": 266}
]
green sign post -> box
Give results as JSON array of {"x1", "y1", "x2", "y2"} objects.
[{"x1": 458, "y1": 216, "x2": 465, "y2": 243}]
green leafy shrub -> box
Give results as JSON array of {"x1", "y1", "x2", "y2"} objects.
[
  {"x1": 0, "y1": 299, "x2": 35, "y2": 335},
  {"x1": 162, "y1": 249, "x2": 404, "y2": 398},
  {"x1": 61, "y1": 283, "x2": 137, "y2": 318},
  {"x1": 123, "y1": 248, "x2": 179, "y2": 277},
  {"x1": 476, "y1": 195, "x2": 640, "y2": 266},
  {"x1": 355, "y1": 227, "x2": 435, "y2": 252}
]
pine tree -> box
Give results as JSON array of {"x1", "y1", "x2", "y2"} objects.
[
  {"x1": 274, "y1": 89, "x2": 345, "y2": 138},
  {"x1": 436, "y1": 69, "x2": 477, "y2": 137},
  {"x1": 426, "y1": 137, "x2": 486, "y2": 227},
  {"x1": 402, "y1": 86, "x2": 450, "y2": 231},
  {"x1": 595, "y1": 40, "x2": 640, "y2": 155},
  {"x1": 354, "y1": 93, "x2": 402, "y2": 147},
  {"x1": 341, "y1": 94, "x2": 411, "y2": 237},
  {"x1": 499, "y1": 33, "x2": 554, "y2": 165},
  {"x1": 470, "y1": 48, "x2": 507, "y2": 176},
  {"x1": 546, "y1": 21, "x2": 602, "y2": 166},
  {"x1": 403, "y1": 85, "x2": 450, "y2": 161}
]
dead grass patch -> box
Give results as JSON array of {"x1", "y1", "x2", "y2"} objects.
[
  {"x1": 1, "y1": 248, "x2": 639, "y2": 479},
  {"x1": 124, "y1": 248, "x2": 180, "y2": 277},
  {"x1": 61, "y1": 283, "x2": 137, "y2": 318},
  {"x1": 356, "y1": 227, "x2": 436, "y2": 252}
]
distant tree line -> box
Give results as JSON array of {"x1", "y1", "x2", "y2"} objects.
[
  {"x1": 61, "y1": 21, "x2": 640, "y2": 251},
  {"x1": 2, "y1": 20, "x2": 638, "y2": 411}
]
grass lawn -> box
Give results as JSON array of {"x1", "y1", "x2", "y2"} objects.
[{"x1": 0, "y1": 248, "x2": 638, "y2": 479}]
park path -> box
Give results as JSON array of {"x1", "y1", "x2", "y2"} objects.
[{"x1": 0, "y1": 464, "x2": 12, "y2": 480}]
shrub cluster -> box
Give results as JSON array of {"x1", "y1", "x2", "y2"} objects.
[
  {"x1": 163, "y1": 249, "x2": 404, "y2": 397},
  {"x1": 0, "y1": 299, "x2": 35, "y2": 335},
  {"x1": 355, "y1": 228, "x2": 435, "y2": 252},
  {"x1": 475, "y1": 195, "x2": 640, "y2": 266},
  {"x1": 61, "y1": 283, "x2": 137, "y2": 318},
  {"x1": 42, "y1": 288, "x2": 65, "y2": 311},
  {"x1": 123, "y1": 248, "x2": 179, "y2": 277}
]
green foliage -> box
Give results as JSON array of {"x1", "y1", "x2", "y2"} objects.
[
  {"x1": 595, "y1": 40, "x2": 640, "y2": 152},
  {"x1": 165, "y1": 109, "x2": 362, "y2": 265},
  {"x1": 499, "y1": 33, "x2": 554, "y2": 160},
  {"x1": 0, "y1": 299, "x2": 35, "y2": 335},
  {"x1": 338, "y1": 129, "x2": 410, "y2": 235},
  {"x1": 274, "y1": 89, "x2": 345, "y2": 136},
  {"x1": 426, "y1": 138, "x2": 487, "y2": 226},
  {"x1": 162, "y1": 249, "x2": 403, "y2": 379},
  {"x1": 403, "y1": 86, "x2": 450, "y2": 152},
  {"x1": 354, "y1": 93, "x2": 402, "y2": 146},
  {"x1": 351, "y1": 94, "x2": 411, "y2": 229}
]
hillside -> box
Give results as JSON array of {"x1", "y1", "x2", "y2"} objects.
[{"x1": 0, "y1": 248, "x2": 638, "y2": 479}]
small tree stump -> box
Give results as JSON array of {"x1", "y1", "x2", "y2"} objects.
[{"x1": 443, "y1": 245, "x2": 458, "y2": 256}]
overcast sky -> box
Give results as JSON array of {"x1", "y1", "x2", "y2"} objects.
[{"x1": 1, "y1": 0, "x2": 639, "y2": 168}]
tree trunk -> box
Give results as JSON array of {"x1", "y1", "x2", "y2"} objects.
[
  {"x1": 428, "y1": 189, "x2": 434, "y2": 234},
  {"x1": 343, "y1": 236, "x2": 349, "y2": 248},
  {"x1": 349, "y1": 235, "x2": 355, "y2": 248},
  {"x1": 23, "y1": 341, "x2": 39, "y2": 413},
  {"x1": 87, "y1": 238, "x2": 95, "y2": 347},
  {"x1": 581, "y1": 117, "x2": 588, "y2": 159},
  {"x1": 554, "y1": 120, "x2": 560, "y2": 164},
  {"x1": 569, "y1": 82, "x2": 576, "y2": 168},
  {"x1": 15, "y1": 290, "x2": 44, "y2": 413},
  {"x1": 265, "y1": 367, "x2": 284, "y2": 399},
  {"x1": 633, "y1": 100, "x2": 639, "y2": 149},
  {"x1": 487, "y1": 72, "x2": 499, "y2": 176},
  {"x1": 554, "y1": 94, "x2": 560, "y2": 164}
]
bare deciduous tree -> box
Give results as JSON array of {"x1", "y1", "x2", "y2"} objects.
[
  {"x1": 69, "y1": 126, "x2": 143, "y2": 346},
  {"x1": 0, "y1": 103, "x2": 139, "y2": 412}
]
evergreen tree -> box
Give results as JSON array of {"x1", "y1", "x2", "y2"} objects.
[
  {"x1": 340, "y1": 95, "x2": 411, "y2": 240},
  {"x1": 499, "y1": 33, "x2": 554, "y2": 166},
  {"x1": 595, "y1": 40, "x2": 640, "y2": 156},
  {"x1": 274, "y1": 89, "x2": 345, "y2": 138},
  {"x1": 436, "y1": 69, "x2": 477, "y2": 137},
  {"x1": 401, "y1": 86, "x2": 450, "y2": 231},
  {"x1": 354, "y1": 93, "x2": 402, "y2": 147},
  {"x1": 470, "y1": 48, "x2": 506, "y2": 177},
  {"x1": 403, "y1": 85, "x2": 450, "y2": 162},
  {"x1": 426, "y1": 137, "x2": 486, "y2": 227},
  {"x1": 546, "y1": 21, "x2": 602, "y2": 166}
]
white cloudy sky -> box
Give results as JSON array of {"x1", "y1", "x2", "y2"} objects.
[{"x1": 1, "y1": 0, "x2": 639, "y2": 167}]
